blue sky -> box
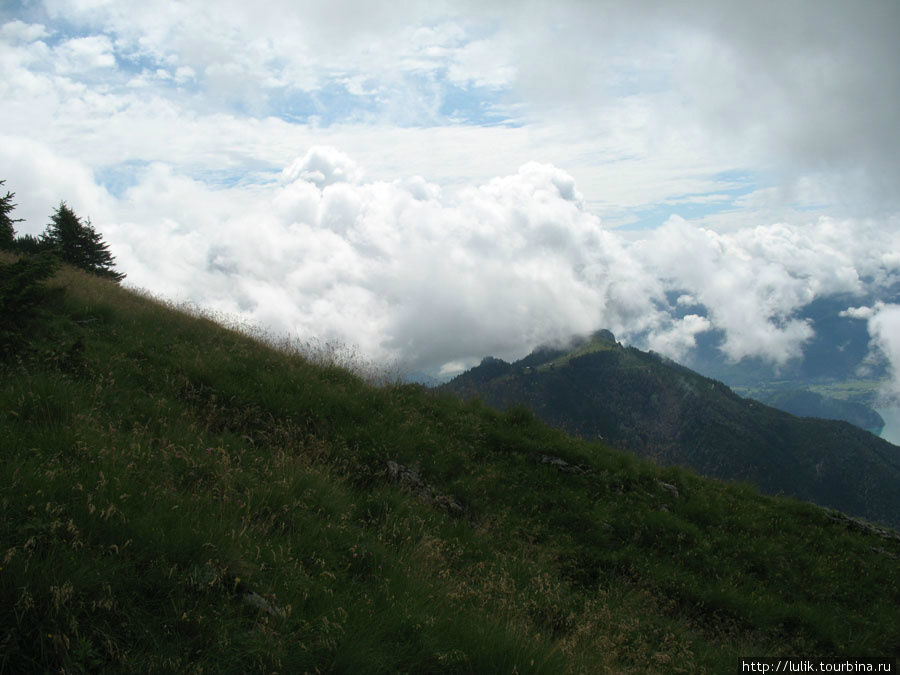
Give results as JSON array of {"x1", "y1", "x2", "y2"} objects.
[{"x1": 2, "y1": 0, "x2": 900, "y2": 386}]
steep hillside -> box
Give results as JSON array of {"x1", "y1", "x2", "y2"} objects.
[
  {"x1": 443, "y1": 331, "x2": 900, "y2": 529},
  {"x1": 2, "y1": 262, "x2": 899, "y2": 672}
]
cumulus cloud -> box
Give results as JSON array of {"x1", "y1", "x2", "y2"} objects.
[
  {"x1": 639, "y1": 219, "x2": 808, "y2": 364},
  {"x1": 647, "y1": 314, "x2": 712, "y2": 361},
  {"x1": 840, "y1": 306, "x2": 876, "y2": 321},
  {"x1": 842, "y1": 303, "x2": 900, "y2": 404},
  {"x1": 54, "y1": 35, "x2": 115, "y2": 73},
  {"x1": 1, "y1": 19, "x2": 50, "y2": 43},
  {"x1": 868, "y1": 305, "x2": 900, "y2": 403},
  {"x1": 6, "y1": 141, "x2": 896, "y2": 378},
  {"x1": 0, "y1": 135, "x2": 114, "y2": 231},
  {"x1": 282, "y1": 146, "x2": 362, "y2": 188}
]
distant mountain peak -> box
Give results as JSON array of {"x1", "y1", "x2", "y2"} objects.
[{"x1": 591, "y1": 328, "x2": 617, "y2": 344}]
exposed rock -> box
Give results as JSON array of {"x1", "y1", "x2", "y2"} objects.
[
  {"x1": 871, "y1": 546, "x2": 899, "y2": 560},
  {"x1": 243, "y1": 591, "x2": 285, "y2": 618},
  {"x1": 657, "y1": 481, "x2": 680, "y2": 498},
  {"x1": 431, "y1": 494, "x2": 464, "y2": 514},
  {"x1": 387, "y1": 460, "x2": 418, "y2": 486},
  {"x1": 539, "y1": 454, "x2": 589, "y2": 475},
  {"x1": 387, "y1": 461, "x2": 464, "y2": 515},
  {"x1": 825, "y1": 511, "x2": 900, "y2": 542}
]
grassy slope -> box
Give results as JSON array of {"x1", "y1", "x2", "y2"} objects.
[{"x1": 2, "y1": 264, "x2": 899, "y2": 673}]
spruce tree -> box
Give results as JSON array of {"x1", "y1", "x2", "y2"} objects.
[
  {"x1": 0, "y1": 180, "x2": 23, "y2": 251},
  {"x1": 14, "y1": 234, "x2": 49, "y2": 255},
  {"x1": 0, "y1": 253, "x2": 60, "y2": 352},
  {"x1": 42, "y1": 202, "x2": 125, "y2": 282}
]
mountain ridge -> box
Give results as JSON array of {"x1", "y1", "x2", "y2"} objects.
[{"x1": 442, "y1": 330, "x2": 900, "y2": 529}]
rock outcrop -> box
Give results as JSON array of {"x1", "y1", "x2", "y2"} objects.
[{"x1": 387, "y1": 461, "x2": 464, "y2": 515}]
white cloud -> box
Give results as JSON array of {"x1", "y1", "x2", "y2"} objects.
[
  {"x1": 840, "y1": 306, "x2": 876, "y2": 321},
  {"x1": 1, "y1": 19, "x2": 50, "y2": 43},
  {"x1": 865, "y1": 304, "x2": 900, "y2": 404},
  {"x1": 282, "y1": 146, "x2": 362, "y2": 188},
  {"x1": 0, "y1": 135, "x2": 114, "y2": 233},
  {"x1": 447, "y1": 37, "x2": 516, "y2": 89},
  {"x1": 647, "y1": 314, "x2": 712, "y2": 361},
  {"x1": 54, "y1": 35, "x2": 115, "y2": 73},
  {"x1": 173, "y1": 65, "x2": 195, "y2": 83}
]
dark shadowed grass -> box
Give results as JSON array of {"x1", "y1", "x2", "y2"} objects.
[{"x1": 2, "y1": 260, "x2": 899, "y2": 672}]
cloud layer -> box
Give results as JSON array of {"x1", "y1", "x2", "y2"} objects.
[
  {"x1": 2, "y1": 1, "x2": 900, "y2": 380},
  {"x1": 3, "y1": 0, "x2": 900, "y2": 225},
  {"x1": 7, "y1": 144, "x2": 896, "y2": 378}
]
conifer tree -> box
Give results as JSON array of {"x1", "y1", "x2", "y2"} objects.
[
  {"x1": 14, "y1": 234, "x2": 48, "y2": 255},
  {"x1": 0, "y1": 180, "x2": 23, "y2": 251},
  {"x1": 42, "y1": 202, "x2": 125, "y2": 282},
  {"x1": 0, "y1": 252, "x2": 60, "y2": 352}
]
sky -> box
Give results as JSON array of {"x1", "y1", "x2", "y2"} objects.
[{"x1": 2, "y1": 0, "x2": 900, "y2": 392}]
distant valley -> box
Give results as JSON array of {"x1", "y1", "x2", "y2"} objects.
[
  {"x1": 675, "y1": 290, "x2": 899, "y2": 434},
  {"x1": 748, "y1": 389, "x2": 884, "y2": 436}
]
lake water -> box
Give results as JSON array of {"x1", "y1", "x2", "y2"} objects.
[{"x1": 875, "y1": 407, "x2": 900, "y2": 446}]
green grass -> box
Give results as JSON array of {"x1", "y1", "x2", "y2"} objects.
[
  {"x1": 2, "y1": 261, "x2": 899, "y2": 672},
  {"x1": 535, "y1": 333, "x2": 618, "y2": 372}
]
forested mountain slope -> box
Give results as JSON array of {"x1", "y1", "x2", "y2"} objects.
[{"x1": 443, "y1": 331, "x2": 900, "y2": 529}]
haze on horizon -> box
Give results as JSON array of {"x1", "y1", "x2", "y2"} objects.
[{"x1": 2, "y1": 0, "x2": 899, "y2": 396}]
